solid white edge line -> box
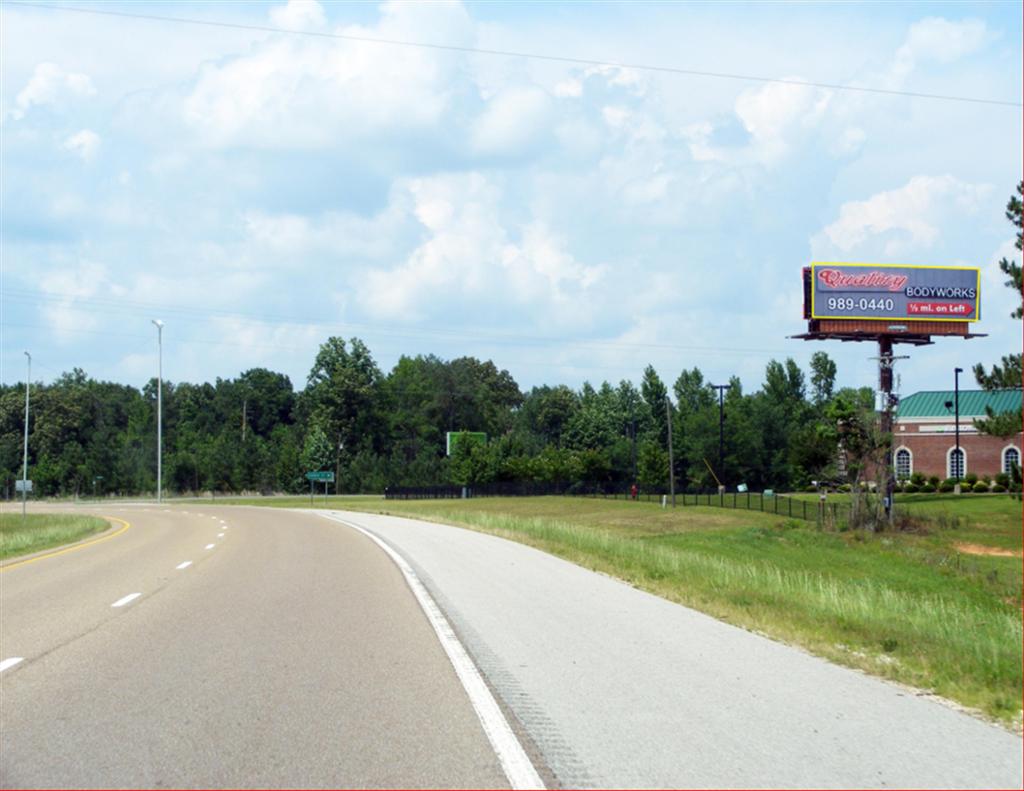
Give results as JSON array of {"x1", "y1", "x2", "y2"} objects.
[
  {"x1": 0, "y1": 657, "x2": 25, "y2": 673},
  {"x1": 319, "y1": 511, "x2": 545, "y2": 791},
  {"x1": 176, "y1": 561, "x2": 192, "y2": 569},
  {"x1": 111, "y1": 592, "x2": 141, "y2": 608}
]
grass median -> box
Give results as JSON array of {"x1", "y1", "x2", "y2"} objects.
[
  {"x1": 213, "y1": 493, "x2": 1022, "y2": 726},
  {"x1": 0, "y1": 512, "x2": 111, "y2": 560}
]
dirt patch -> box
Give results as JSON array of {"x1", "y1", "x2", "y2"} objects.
[{"x1": 953, "y1": 542, "x2": 1022, "y2": 558}]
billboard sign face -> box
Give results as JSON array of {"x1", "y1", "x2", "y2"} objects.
[{"x1": 810, "y1": 263, "x2": 980, "y2": 322}]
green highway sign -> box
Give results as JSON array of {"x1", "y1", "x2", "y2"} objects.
[{"x1": 305, "y1": 471, "x2": 335, "y2": 482}]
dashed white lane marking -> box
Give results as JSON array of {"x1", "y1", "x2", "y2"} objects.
[
  {"x1": 176, "y1": 561, "x2": 193, "y2": 570},
  {"x1": 319, "y1": 512, "x2": 545, "y2": 791},
  {"x1": 217, "y1": 533, "x2": 225, "y2": 538},
  {"x1": 0, "y1": 657, "x2": 25, "y2": 673},
  {"x1": 205, "y1": 544, "x2": 215, "y2": 550},
  {"x1": 111, "y1": 593, "x2": 142, "y2": 608}
]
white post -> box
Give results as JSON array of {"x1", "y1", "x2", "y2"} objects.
[
  {"x1": 152, "y1": 320, "x2": 164, "y2": 504},
  {"x1": 22, "y1": 351, "x2": 30, "y2": 517}
]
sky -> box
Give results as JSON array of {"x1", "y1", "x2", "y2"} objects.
[{"x1": 1, "y1": 0, "x2": 1021, "y2": 400}]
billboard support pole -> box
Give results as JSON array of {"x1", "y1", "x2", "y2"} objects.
[{"x1": 877, "y1": 337, "x2": 904, "y2": 527}]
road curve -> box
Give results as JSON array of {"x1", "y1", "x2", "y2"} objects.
[
  {"x1": 0, "y1": 505, "x2": 514, "y2": 789},
  {"x1": 319, "y1": 509, "x2": 1024, "y2": 790}
]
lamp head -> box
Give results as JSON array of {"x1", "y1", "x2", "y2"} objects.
[
  {"x1": 954, "y1": 367, "x2": 963, "y2": 374},
  {"x1": 152, "y1": 319, "x2": 164, "y2": 329}
]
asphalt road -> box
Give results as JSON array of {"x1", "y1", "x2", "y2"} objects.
[
  {"x1": 0, "y1": 505, "x2": 516, "y2": 789},
  {"x1": 3, "y1": 503, "x2": 1021, "y2": 789},
  {"x1": 320, "y1": 509, "x2": 1024, "y2": 790}
]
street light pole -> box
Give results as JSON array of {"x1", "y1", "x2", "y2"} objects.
[
  {"x1": 665, "y1": 397, "x2": 675, "y2": 507},
  {"x1": 710, "y1": 384, "x2": 731, "y2": 491},
  {"x1": 954, "y1": 366, "x2": 963, "y2": 493},
  {"x1": 152, "y1": 320, "x2": 164, "y2": 504},
  {"x1": 22, "y1": 351, "x2": 30, "y2": 518}
]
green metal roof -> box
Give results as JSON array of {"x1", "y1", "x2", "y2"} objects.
[{"x1": 897, "y1": 389, "x2": 1022, "y2": 419}]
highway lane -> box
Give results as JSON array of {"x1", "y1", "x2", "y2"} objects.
[
  {"x1": 0, "y1": 506, "x2": 518, "y2": 789},
  {"x1": 321, "y1": 509, "x2": 1024, "y2": 790}
]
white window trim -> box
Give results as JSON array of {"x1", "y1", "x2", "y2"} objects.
[
  {"x1": 1002, "y1": 445, "x2": 1021, "y2": 474},
  {"x1": 946, "y1": 446, "x2": 967, "y2": 479},
  {"x1": 894, "y1": 446, "x2": 913, "y2": 479}
]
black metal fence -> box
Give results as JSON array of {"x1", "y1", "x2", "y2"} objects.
[{"x1": 384, "y1": 482, "x2": 850, "y2": 524}]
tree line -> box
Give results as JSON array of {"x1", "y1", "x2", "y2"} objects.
[{"x1": 3, "y1": 341, "x2": 882, "y2": 497}]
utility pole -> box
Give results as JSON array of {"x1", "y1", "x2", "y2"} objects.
[
  {"x1": 665, "y1": 397, "x2": 675, "y2": 506},
  {"x1": 152, "y1": 320, "x2": 164, "y2": 504},
  {"x1": 21, "y1": 351, "x2": 30, "y2": 518},
  {"x1": 874, "y1": 340, "x2": 908, "y2": 524},
  {"x1": 710, "y1": 384, "x2": 731, "y2": 491},
  {"x1": 630, "y1": 411, "x2": 637, "y2": 482},
  {"x1": 954, "y1": 366, "x2": 963, "y2": 493}
]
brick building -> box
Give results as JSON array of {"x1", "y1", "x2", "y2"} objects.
[{"x1": 893, "y1": 389, "x2": 1022, "y2": 480}]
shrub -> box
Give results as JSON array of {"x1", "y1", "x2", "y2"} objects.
[
  {"x1": 928, "y1": 476, "x2": 940, "y2": 488},
  {"x1": 995, "y1": 473, "x2": 1010, "y2": 488},
  {"x1": 972, "y1": 481, "x2": 990, "y2": 493},
  {"x1": 920, "y1": 483, "x2": 936, "y2": 493},
  {"x1": 910, "y1": 472, "x2": 926, "y2": 486},
  {"x1": 981, "y1": 474, "x2": 992, "y2": 485},
  {"x1": 839, "y1": 484, "x2": 851, "y2": 493},
  {"x1": 903, "y1": 483, "x2": 920, "y2": 493},
  {"x1": 804, "y1": 484, "x2": 817, "y2": 492},
  {"x1": 992, "y1": 484, "x2": 1007, "y2": 493},
  {"x1": 938, "y1": 480, "x2": 955, "y2": 493},
  {"x1": 965, "y1": 472, "x2": 979, "y2": 486}
]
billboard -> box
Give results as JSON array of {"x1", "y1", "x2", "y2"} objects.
[{"x1": 810, "y1": 263, "x2": 980, "y2": 322}]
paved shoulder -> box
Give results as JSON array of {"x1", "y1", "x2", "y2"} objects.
[{"x1": 322, "y1": 509, "x2": 1023, "y2": 790}]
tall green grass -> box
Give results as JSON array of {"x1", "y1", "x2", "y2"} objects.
[{"x1": 0, "y1": 513, "x2": 109, "y2": 559}]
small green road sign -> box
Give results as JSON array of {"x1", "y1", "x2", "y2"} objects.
[{"x1": 305, "y1": 471, "x2": 335, "y2": 482}]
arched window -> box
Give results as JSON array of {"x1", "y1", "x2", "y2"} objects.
[
  {"x1": 1004, "y1": 446, "x2": 1021, "y2": 475},
  {"x1": 948, "y1": 447, "x2": 966, "y2": 479},
  {"x1": 895, "y1": 448, "x2": 912, "y2": 480}
]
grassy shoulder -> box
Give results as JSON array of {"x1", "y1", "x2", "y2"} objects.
[
  {"x1": 212, "y1": 493, "x2": 1022, "y2": 725},
  {"x1": 0, "y1": 512, "x2": 110, "y2": 560}
]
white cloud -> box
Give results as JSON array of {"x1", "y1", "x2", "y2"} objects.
[
  {"x1": 734, "y1": 78, "x2": 831, "y2": 163},
  {"x1": 38, "y1": 261, "x2": 116, "y2": 341},
  {"x1": 471, "y1": 87, "x2": 552, "y2": 155},
  {"x1": 830, "y1": 127, "x2": 866, "y2": 157},
  {"x1": 813, "y1": 175, "x2": 991, "y2": 257},
  {"x1": 62, "y1": 129, "x2": 101, "y2": 161},
  {"x1": 891, "y1": 17, "x2": 987, "y2": 80},
  {"x1": 358, "y1": 173, "x2": 605, "y2": 325},
  {"x1": 553, "y1": 78, "x2": 583, "y2": 98},
  {"x1": 183, "y1": 1, "x2": 472, "y2": 148},
  {"x1": 269, "y1": 0, "x2": 327, "y2": 31},
  {"x1": 11, "y1": 62, "x2": 95, "y2": 120}
]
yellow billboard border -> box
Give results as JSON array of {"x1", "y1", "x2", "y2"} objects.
[{"x1": 809, "y1": 262, "x2": 981, "y2": 323}]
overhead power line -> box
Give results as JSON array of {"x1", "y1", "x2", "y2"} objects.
[{"x1": 7, "y1": 1, "x2": 1021, "y2": 108}]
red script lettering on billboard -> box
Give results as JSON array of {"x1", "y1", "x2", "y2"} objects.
[{"x1": 816, "y1": 268, "x2": 908, "y2": 292}]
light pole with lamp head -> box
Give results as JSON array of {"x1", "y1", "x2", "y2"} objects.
[
  {"x1": 954, "y1": 366, "x2": 963, "y2": 493},
  {"x1": 21, "y1": 351, "x2": 31, "y2": 517},
  {"x1": 152, "y1": 320, "x2": 164, "y2": 504}
]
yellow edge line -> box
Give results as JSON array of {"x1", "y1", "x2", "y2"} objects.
[{"x1": 0, "y1": 516, "x2": 131, "y2": 572}]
